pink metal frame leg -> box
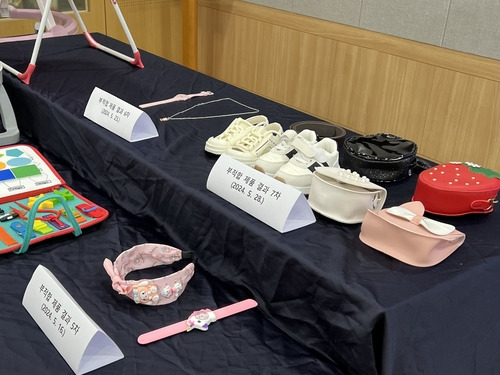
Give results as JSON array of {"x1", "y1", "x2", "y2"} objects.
[{"x1": 0, "y1": 0, "x2": 143, "y2": 85}]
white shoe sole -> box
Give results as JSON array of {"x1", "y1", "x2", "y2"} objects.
[
  {"x1": 204, "y1": 142, "x2": 227, "y2": 155},
  {"x1": 275, "y1": 176, "x2": 310, "y2": 195}
]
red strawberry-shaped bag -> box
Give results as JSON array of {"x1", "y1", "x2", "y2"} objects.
[{"x1": 412, "y1": 162, "x2": 500, "y2": 215}]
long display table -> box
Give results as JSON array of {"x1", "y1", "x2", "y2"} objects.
[{"x1": 1, "y1": 34, "x2": 499, "y2": 375}]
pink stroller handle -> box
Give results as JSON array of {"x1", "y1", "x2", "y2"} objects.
[{"x1": 0, "y1": 5, "x2": 77, "y2": 43}]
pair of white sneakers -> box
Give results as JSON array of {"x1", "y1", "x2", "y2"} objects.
[
  {"x1": 205, "y1": 115, "x2": 283, "y2": 166},
  {"x1": 205, "y1": 115, "x2": 339, "y2": 194},
  {"x1": 254, "y1": 128, "x2": 340, "y2": 194}
]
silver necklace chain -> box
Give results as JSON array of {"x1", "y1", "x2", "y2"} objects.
[{"x1": 159, "y1": 97, "x2": 259, "y2": 121}]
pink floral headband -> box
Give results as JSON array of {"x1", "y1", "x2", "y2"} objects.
[{"x1": 103, "y1": 243, "x2": 195, "y2": 306}]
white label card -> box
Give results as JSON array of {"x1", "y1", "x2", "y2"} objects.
[
  {"x1": 84, "y1": 87, "x2": 158, "y2": 142},
  {"x1": 22, "y1": 265, "x2": 124, "y2": 375},
  {"x1": 207, "y1": 154, "x2": 316, "y2": 233}
]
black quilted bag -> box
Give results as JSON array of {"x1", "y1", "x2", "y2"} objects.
[{"x1": 342, "y1": 133, "x2": 418, "y2": 182}]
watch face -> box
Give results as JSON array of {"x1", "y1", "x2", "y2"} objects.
[{"x1": 187, "y1": 309, "x2": 217, "y2": 331}]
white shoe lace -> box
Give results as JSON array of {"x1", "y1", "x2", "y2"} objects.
[
  {"x1": 273, "y1": 134, "x2": 294, "y2": 152},
  {"x1": 218, "y1": 120, "x2": 246, "y2": 140},
  {"x1": 235, "y1": 128, "x2": 267, "y2": 151}
]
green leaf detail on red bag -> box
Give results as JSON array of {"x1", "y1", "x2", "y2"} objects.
[{"x1": 453, "y1": 162, "x2": 500, "y2": 179}]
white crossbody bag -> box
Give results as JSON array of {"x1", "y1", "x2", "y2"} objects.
[{"x1": 308, "y1": 167, "x2": 387, "y2": 224}]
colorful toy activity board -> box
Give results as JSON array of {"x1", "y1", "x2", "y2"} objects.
[{"x1": 0, "y1": 144, "x2": 108, "y2": 254}]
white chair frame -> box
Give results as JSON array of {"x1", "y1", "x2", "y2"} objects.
[{"x1": 0, "y1": 0, "x2": 143, "y2": 84}]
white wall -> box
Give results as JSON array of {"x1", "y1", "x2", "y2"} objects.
[{"x1": 243, "y1": 0, "x2": 500, "y2": 60}]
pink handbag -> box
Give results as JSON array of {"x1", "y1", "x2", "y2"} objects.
[{"x1": 359, "y1": 201, "x2": 465, "y2": 267}]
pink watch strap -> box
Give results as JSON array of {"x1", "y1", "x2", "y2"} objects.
[
  {"x1": 213, "y1": 299, "x2": 258, "y2": 320},
  {"x1": 137, "y1": 299, "x2": 258, "y2": 345},
  {"x1": 138, "y1": 91, "x2": 214, "y2": 109},
  {"x1": 137, "y1": 320, "x2": 187, "y2": 345}
]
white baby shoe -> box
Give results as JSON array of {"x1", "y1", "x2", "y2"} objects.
[
  {"x1": 254, "y1": 129, "x2": 317, "y2": 176},
  {"x1": 224, "y1": 122, "x2": 283, "y2": 166},
  {"x1": 274, "y1": 137, "x2": 339, "y2": 194},
  {"x1": 205, "y1": 115, "x2": 268, "y2": 155}
]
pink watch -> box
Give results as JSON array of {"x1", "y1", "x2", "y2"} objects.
[{"x1": 137, "y1": 299, "x2": 258, "y2": 345}]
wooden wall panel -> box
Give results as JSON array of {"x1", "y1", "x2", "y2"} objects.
[
  {"x1": 393, "y1": 60, "x2": 436, "y2": 149},
  {"x1": 423, "y1": 70, "x2": 500, "y2": 166},
  {"x1": 78, "y1": 0, "x2": 107, "y2": 34},
  {"x1": 0, "y1": 19, "x2": 38, "y2": 37},
  {"x1": 273, "y1": 32, "x2": 337, "y2": 120},
  {"x1": 198, "y1": 8, "x2": 258, "y2": 89},
  {"x1": 329, "y1": 46, "x2": 436, "y2": 148},
  {"x1": 105, "y1": 0, "x2": 182, "y2": 63},
  {"x1": 252, "y1": 23, "x2": 285, "y2": 99},
  {"x1": 329, "y1": 43, "x2": 408, "y2": 136},
  {"x1": 198, "y1": 0, "x2": 500, "y2": 171},
  {"x1": 199, "y1": 7, "x2": 338, "y2": 121},
  {"x1": 182, "y1": 0, "x2": 198, "y2": 69}
]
